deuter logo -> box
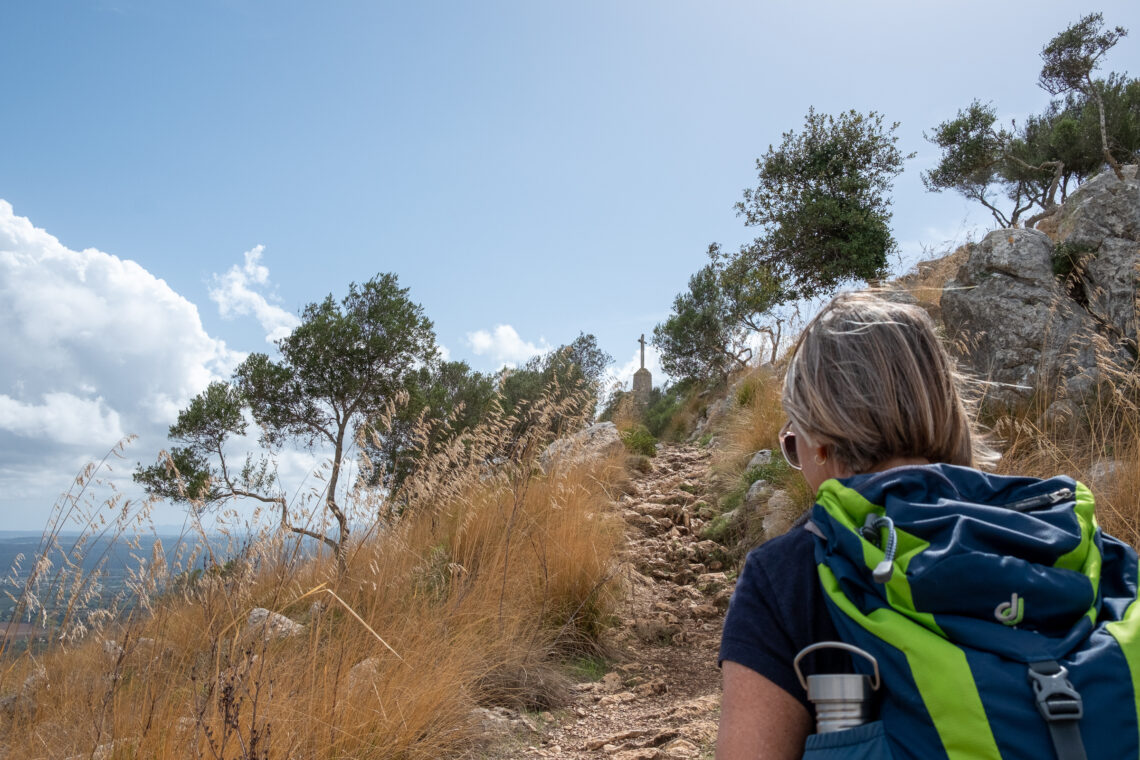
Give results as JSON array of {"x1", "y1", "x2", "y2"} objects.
[{"x1": 995, "y1": 593, "x2": 1024, "y2": 626}]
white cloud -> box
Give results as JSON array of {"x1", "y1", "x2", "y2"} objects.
[
  {"x1": 0, "y1": 392, "x2": 124, "y2": 447},
  {"x1": 0, "y1": 199, "x2": 242, "y2": 528},
  {"x1": 209, "y1": 245, "x2": 300, "y2": 343},
  {"x1": 466, "y1": 325, "x2": 550, "y2": 368}
]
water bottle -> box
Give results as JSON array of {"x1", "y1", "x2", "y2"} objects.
[{"x1": 793, "y1": 641, "x2": 881, "y2": 733}]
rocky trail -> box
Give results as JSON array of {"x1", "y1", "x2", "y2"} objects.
[{"x1": 487, "y1": 444, "x2": 729, "y2": 760}]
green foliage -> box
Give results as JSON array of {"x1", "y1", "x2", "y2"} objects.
[
  {"x1": 499, "y1": 332, "x2": 613, "y2": 426},
  {"x1": 652, "y1": 264, "x2": 750, "y2": 383},
  {"x1": 133, "y1": 382, "x2": 262, "y2": 506},
  {"x1": 925, "y1": 14, "x2": 1136, "y2": 226},
  {"x1": 644, "y1": 380, "x2": 697, "y2": 440},
  {"x1": 565, "y1": 654, "x2": 610, "y2": 682},
  {"x1": 735, "y1": 108, "x2": 911, "y2": 300},
  {"x1": 744, "y1": 457, "x2": 793, "y2": 487},
  {"x1": 620, "y1": 426, "x2": 657, "y2": 457},
  {"x1": 364, "y1": 360, "x2": 496, "y2": 492},
  {"x1": 1038, "y1": 13, "x2": 1127, "y2": 96},
  {"x1": 699, "y1": 512, "x2": 735, "y2": 544},
  {"x1": 136, "y1": 273, "x2": 437, "y2": 557},
  {"x1": 1052, "y1": 241, "x2": 1097, "y2": 279},
  {"x1": 235, "y1": 274, "x2": 435, "y2": 448},
  {"x1": 735, "y1": 379, "x2": 758, "y2": 408}
]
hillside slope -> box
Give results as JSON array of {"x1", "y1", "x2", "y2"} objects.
[{"x1": 488, "y1": 444, "x2": 726, "y2": 759}]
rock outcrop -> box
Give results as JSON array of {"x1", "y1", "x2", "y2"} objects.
[
  {"x1": 942, "y1": 166, "x2": 1140, "y2": 417},
  {"x1": 538, "y1": 421, "x2": 623, "y2": 471}
]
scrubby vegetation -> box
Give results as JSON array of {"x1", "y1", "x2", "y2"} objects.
[{"x1": 1, "y1": 388, "x2": 625, "y2": 759}]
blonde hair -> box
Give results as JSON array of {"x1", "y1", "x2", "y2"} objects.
[{"x1": 782, "y1": 292, "x2": 993, "y2": 473}]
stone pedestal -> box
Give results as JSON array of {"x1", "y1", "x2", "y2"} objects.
[{"x1": 632, "y1": 368, "x2": 652, "y2": 414}]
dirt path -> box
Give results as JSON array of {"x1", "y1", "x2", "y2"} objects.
[{"x1": 491, "y1": 444, "x2": 729, "y2": 760}]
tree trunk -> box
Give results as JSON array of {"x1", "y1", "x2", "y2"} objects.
[
  {"x1": 326, "y1": 427, "x2": 351, "y2": 574},
  {"x1": 769, "y1": 319, "x2": 783, "y2": 365},
  {"x1": 1091, "y1": 79, "x2": 1125, "y2": 181}
]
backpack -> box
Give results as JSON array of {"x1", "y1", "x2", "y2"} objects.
[{"x1": 804, "y1": 464, "x2": 1140, "y2": 760}]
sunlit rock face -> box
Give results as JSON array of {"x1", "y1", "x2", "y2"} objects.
[{"x1": 943, "y1": 166, "x2": 1140, "y2": 423}]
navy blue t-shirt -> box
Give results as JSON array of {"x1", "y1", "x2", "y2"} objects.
[{"x1": 718, "y1": 517, "x2": 850, "y2": 715}]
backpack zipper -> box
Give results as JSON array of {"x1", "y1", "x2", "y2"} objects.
[{"x1": 1001, "y1": 487, "x2": 1074, "y2": 513}]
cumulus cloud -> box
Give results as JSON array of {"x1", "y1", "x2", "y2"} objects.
[
  {"x1": 209, "y1": 245, "x2": 300, "y2": 343},
  {"x1": 0, "y1": 392, "x2": 124, "y2": 447},
  {"x1": 466, "y1": 325, "x2": 550, "y2": 368},
  {"x1": 0, "y1": 199, "x2": 241, "y2": 528}
]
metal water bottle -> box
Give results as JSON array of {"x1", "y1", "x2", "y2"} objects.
[{"x1": 793, "y1": 641, "x2": 881, "y2": 733}]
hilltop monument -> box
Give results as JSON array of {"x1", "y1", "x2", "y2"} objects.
[{"x1": 633, "y1": 334, "x2": 652, "y2": 414}]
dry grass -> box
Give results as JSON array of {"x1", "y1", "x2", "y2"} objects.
[
  {"x1": 991, "y1": 368, "x2": 1140, "y2": 548},
  {"x1": 888, "y1": 244, "x2": 970, "y2": 324},
  {"x1": 0, "y1": 389, "x2": 625, "y2": 759}
]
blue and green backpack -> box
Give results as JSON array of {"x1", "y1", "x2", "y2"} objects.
[{"x1": 805, "y1": 464, "x2": 1140, "y2": 760}]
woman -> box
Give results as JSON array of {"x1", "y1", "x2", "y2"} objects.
[{"x1": 715, "y1": 292, "x2": 1139, "y2": 759}]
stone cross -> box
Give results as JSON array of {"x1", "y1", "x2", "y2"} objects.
[{"x1": 639, "y1": 334, "x2": 646, "y2": 370}]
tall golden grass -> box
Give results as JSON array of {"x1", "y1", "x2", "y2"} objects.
[{"x1": 1, "y1": 388, "x2": 624, "y2": 759}]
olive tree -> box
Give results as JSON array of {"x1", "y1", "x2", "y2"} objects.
[
  {"x1": 735, "y1": 108, "x2": 911, "y2": 300},
  {"x1": 135, "y1": 273, "x2": 436, "y2": 562},
  {"x1": 1039, "y1": 12, "x2": 1129, "y2": 181},
  {"x1": 924, "y1": 14, "x2": 1136, "y2": 227},
  {"x1": 652, "y1": 263, "x2": 752, "y2": 384}
]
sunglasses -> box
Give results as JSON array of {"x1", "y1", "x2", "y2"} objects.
[{"x1": 779, "y1": 421, "x2": 802, "y2": 470}]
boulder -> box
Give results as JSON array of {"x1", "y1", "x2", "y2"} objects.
[
  {"x1": 761, "y1": 490, "x2": 798, "y2": 537},
  {"x1": 942, "y1": 167, "x2": 1140, "y2": 413},
  {"x1": 538, "y1": 421, "x2": 623, "y2": 471},
  {"x1": 744, "y1": 479, "x2": 772, "y2": 507},
  {"x1": 746, "y1": 450, "x2": 773, "y2": 470},
  {"x1": 942, "y1": 228, "x2": 1101, "y2": 407},
  {"x1": 1057, "y1": 165, "x2": 1140, "y2": 250},
  {"x1": 247, "y1": 608, "x2": 304, "y2": 640}
]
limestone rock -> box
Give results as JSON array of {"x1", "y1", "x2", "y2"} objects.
[
  {"x1": 1090, "y1": 459, "x2": 1124, "y2": 485},
  {"x1": 586, "y1": 730, "x2": 648, "y2": 750},
  {"x1": 746, "y1": 450, "x2": 773, "y2": 470},
  {"x1": 761, "y1": 489, "x2": 798, "y2": 537},
  {"x1": 691, "y1": 540, "x2": 721, "y2": 562},
  {"x1": 662, "y1": 738, "x2": 701, "y2": 758},
  {"x1": 1057, "y1": 165, "x2": 1140, "y2": 249},
  {"x1": 247, "y1": 607, "x2": 304, "y2": 640},
  {"x1": 601, "y1": 672, "x2": 623, "y2": 693},
  {"x1": 539, "y1": 422, "x2": 623, "y2": 471},
  {"x1": 471, "y1": 706, "x2": 538, "y2": 739},
  {"x1": 744, "y1": 479, "x2": 772, "y2": 507},
  {"x1": 943, "y1": 167, "x2": 1140, "y2": 412},
  {"x1": 612, "y1": 749, "x2": 661, "y2": 760},
  {"x1": 943, "y1": 228, "x2": 1098, "y2": 407},
  {"x1": 347, "y1": 657, "x2": 382, "y2": 690}
]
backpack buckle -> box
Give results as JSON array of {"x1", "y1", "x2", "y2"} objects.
[{"x1": 1028, "y1": 662, "x2": 1083, "y2": 722}]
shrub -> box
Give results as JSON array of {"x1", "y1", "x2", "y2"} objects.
[{"x1": 621, "y1": 426, "x2": 658, "y2": 457}]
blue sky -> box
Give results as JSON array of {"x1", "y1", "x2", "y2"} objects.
[{"x1": 1, "y1": 1, "x2": 1137, "y2": 531}]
